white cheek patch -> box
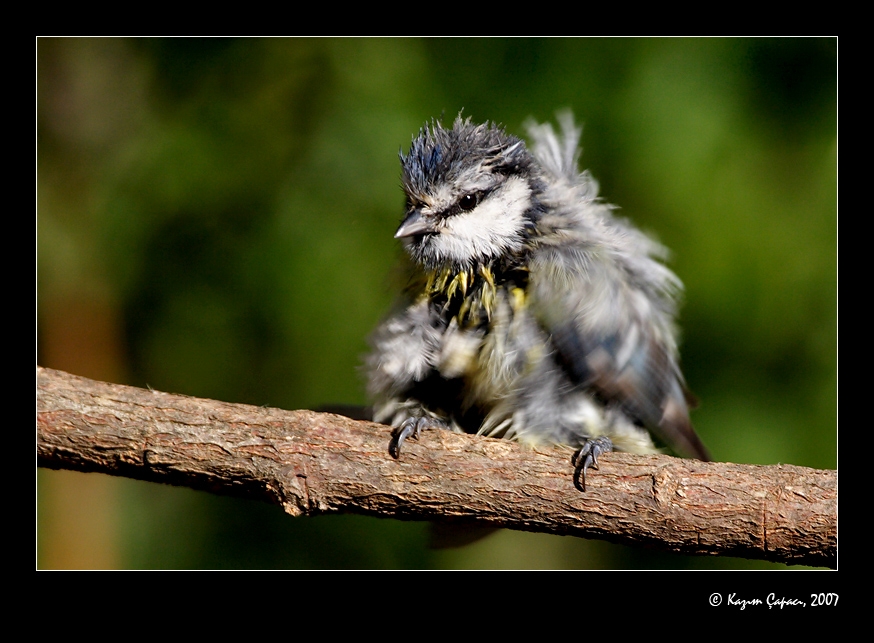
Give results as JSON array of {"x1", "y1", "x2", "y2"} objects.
[{"x1": 431, "y1": 176, "x2": 532, "y2": 264}]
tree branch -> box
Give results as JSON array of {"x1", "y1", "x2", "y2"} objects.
[{"x1": 37, "y1": 366, "x2": 836, "y2": 567}]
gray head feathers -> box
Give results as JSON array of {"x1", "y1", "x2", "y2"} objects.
[{"x1": 401, "y1": 117, "x2": 536, "y2": 198}]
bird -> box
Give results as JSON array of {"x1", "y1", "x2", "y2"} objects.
[{"x1": 365, "y1": 113, "x2": 709, "y2": 490}]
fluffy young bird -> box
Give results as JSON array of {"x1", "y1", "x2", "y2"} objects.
[{"x1": 366, "y1": 114, "x2": 709, "y2": 489}]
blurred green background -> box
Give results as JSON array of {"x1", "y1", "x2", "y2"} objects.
[{"x1": 37, "y1": 37, "x2": 836, "y2": 569}]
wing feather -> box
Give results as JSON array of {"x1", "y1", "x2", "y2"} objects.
[{"x1": 528, "y1": 222, "x2": 709, "y2": 461}]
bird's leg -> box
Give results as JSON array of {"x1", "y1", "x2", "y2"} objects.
[
  {"x1": 572, "y1": 436, "x2": 613, "y2": 491},
  {"x1": 389, "y1": 415, "x2": 449, "y2": 459}
]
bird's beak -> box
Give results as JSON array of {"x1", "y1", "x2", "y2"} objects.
[{"x1": 395, "y1": 209, "x2": 433, "y2": 238}]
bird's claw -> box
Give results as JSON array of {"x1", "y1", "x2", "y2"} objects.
[
  {"x1": 572, "y1": 436, "x2": 614, "y2": 492},
  {"x1": 389, "y1": 416, "x2": 440, "y2": 459}
]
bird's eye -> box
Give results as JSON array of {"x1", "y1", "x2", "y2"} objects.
[{"x1": 459, "y1": 194, "x2": 478, "y2": 211}]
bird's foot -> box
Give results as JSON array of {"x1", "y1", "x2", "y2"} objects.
[
  {"x1": 389, "y1": 416, "x2": 448, "y2": 459},
  {"x1": 572, "y1": 436, "x2": 614, "y2": 492}
]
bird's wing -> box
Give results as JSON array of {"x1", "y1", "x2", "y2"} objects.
[{"x1": 528, "y1": 239, "x2": 710, "y2": 461}]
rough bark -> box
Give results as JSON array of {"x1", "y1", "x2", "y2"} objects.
[{"x1": 37, "y1": 366, "x2": 836, "y2": 567}]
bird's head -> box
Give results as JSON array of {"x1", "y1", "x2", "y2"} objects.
[{"x1": 398, "y1": 117, "x2": 545, "y2": 271}]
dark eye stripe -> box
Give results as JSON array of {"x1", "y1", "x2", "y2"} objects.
[{"x1": 444, "y1": 188, "x2": 495, "y2": 218}]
